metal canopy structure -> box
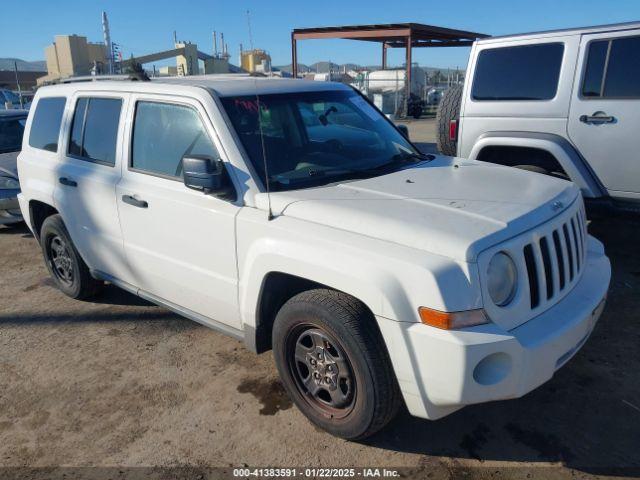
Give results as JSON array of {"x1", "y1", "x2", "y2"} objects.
[{"x1": 291, "y1": 23, "x2": 489, "y2": 114}]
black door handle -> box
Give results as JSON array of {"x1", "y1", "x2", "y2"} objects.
[
  {"x1": 580, "y1": 112, "x2": 616, "y2": 124},
  {"x1": 122, "y1": 195, "x2": 148, "y2": 208},
  {"x1": 59, "y1": 177, "x2": 77, "y2": 187}
]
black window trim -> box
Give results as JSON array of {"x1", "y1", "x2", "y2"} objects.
[
  {"x1": 66, "y1": 95, "x2": 123, "y2": 168},
  {"x1": 579, "y1": 34, "x2": 640, "y2": 101},
  {"x1": 471, "y1": 42, "x2": 565, "y2": 103},
  {"x1": 128, "y1": 98, "x2": 219, "y2": 182},
  {"x1": 28, "y1": 96, "x2": 67, "y2": 154}
]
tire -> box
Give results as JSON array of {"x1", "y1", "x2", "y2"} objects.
[
  {"x1": 409, "y1": 102, "x2": 423, "y2": 119},
  {"x1": 272, "y1": 289, "x2": 400, "y2": 440},
  {"x1": 436, "y1": 84, "x2": 463, "y2": 156},
  {"x1": 40, "y1": 214, "x2": 102, "y2": 299},
  {"x1": 3, "y1": 221, "x2": 26, "y2": 228}
]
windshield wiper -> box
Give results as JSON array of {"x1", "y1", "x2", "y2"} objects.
[
  {"x1": 269, "y1": 167, "x2": 350, "y2": 186},
  {"x1": 393, "y1": 151, "x2": 434, "y2": 162},
  {"x1": 356, "y1": 151, "x2": 434, "y2": 174},
  {"x1": 268, "y1": 152, "x2": 433, "y2": 188}
]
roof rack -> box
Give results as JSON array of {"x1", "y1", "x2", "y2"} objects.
[{"x1": 60, "y1": 73, "x2": 150, "y2": 84}]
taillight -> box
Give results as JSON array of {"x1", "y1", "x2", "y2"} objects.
[{"x1": 449, "y1": 119, "x2": 458, "y2": 142}]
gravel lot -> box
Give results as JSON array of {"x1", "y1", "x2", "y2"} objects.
[{"x1": 1, "y1": 119, "x2": 639, "y2": 479}]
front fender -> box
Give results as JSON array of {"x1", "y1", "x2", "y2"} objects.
[
  {"x1": 236, "y1": 209, "x2": 483, "y2": 332},
  {"x1": 468, "y1": 131, "x2": 605, "y2": 198}
]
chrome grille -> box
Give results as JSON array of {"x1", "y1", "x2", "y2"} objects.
[{"x1": 522, "y1": 203, "x2": 588, "y2": 310}]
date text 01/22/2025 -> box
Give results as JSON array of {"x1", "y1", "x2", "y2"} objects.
[{"x1": 232, "y1": 468, "x2": 401, "y2": 477}]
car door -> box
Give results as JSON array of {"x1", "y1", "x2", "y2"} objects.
[
  {"x1": 53, "y1": 92, "x2": 132, "y2": 283},
  {"x1": 568, "y1": 29, "x2": 640, "y2": 196},
  {"x1": 116, "y1": 94, "x2": 241, "y2": 330}
]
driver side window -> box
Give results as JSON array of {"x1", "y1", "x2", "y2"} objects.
[{"x1": 131, "y1": 101, "x2": 218, "y2": 178}]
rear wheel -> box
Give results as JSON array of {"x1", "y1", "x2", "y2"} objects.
[
  {"x1": 272, "y1": 289, "x2": 400, "y2": 440},
  {"x1": 40, "y1": 214, "x2": 102, "y2": 299}
]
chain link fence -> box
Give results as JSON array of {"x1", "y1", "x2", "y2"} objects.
[{"x1": 299, "y1": 65, "x2": 464, "y2": 119}]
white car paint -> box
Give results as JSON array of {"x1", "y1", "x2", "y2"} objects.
[{"x1": 17, "y1": 77, "x2": 610, "y2": 421}]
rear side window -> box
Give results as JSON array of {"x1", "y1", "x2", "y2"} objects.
[
  {"x1": 582, "y1": 36, "x2": 640, "y2": 98},
  {"x1": 28, "y1": 97, "x2": 66, "y2": 152},
  {"x1": 69, "y1": 97, "x2": 122, "y2": 165},
  {"x1": 131, "y1": 101, "x2": 218, "y2": 178},
  {"x1": 582, "y1": 41, "x2": 609, "y2": 97},
  {"x1": 472, "y1": 43, "x2": 564, "y2": 101}
]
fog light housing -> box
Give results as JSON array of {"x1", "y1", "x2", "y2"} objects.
[{"x1": 473, "y1": 352, "x2": 512, "y2": 386}]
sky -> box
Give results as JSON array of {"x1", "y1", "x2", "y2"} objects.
[{"x1": 2, "y1": 0, "x2": 640, "y2": 69}]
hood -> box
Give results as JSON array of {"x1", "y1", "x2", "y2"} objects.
[
  {"x1": 0, "y1": 152, "x2": 19, "y2": 179},
  {"x1": 257, "y1": 157, "x2": 579, "y2": 262}
]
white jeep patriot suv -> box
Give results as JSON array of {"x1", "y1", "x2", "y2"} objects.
[
  {"x1": 437, "y1": 21, "x2": 640, "y2": 214},
  {"x1": 17, "y1": 76, "x2": 610, "y2": 439}
]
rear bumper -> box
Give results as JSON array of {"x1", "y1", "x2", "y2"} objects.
[
  {"x1": 376, "y1": 235, "x2": 611, "y2": 420},
  {"x1": 0, "y1": 189, "x2": 22, "y2": 224}
]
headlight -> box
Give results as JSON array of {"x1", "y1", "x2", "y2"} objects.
[
  {"x1": 0, "y1": 175, "x2": 19, "y2": 190},
  {"x1": 487, "y1": 252, "x2": 518, "y2": 306}
]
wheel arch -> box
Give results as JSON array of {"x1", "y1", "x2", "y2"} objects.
[
  {"x1": 28, "y1": 200, "x2": 59, "y2": 241},
  {"x1": 245, "y1": 270, "x2": 388, "y2": 354},
  {"x1": 468, "y1": 131, "x2": 606, "y2": 198}
]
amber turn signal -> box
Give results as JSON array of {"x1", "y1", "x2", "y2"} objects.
[{"x1": 418, "y1": 307, "x2": 488, "y2": 330}]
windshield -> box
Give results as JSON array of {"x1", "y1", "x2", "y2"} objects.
[
  {"x1": 0, "y1": 116, "x2": 27, "y2": 153},
  {"x1": 220, "y1": 90, "x2": 425, "y2": 191}
]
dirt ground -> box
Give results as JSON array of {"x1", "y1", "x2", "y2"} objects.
[
  {"x1": 396, "y1": 117, "x2": 439, "y2": 154},
  {"x1": 1, "y1": 119, "x2": 639, "y2": 479}
]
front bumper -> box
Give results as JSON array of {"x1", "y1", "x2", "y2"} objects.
[
  {"x1": 0, "y1": 188, "x2": 22, "y2": 225},
  {"x1": 376, "y1": 235, "x2": 611, "y2": 420}
]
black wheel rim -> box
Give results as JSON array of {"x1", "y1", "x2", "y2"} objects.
[
  {"x1": 287, "y1": 325, "x2": 356, "y2": 418},
  {"x1": 47, "y1": 235, "x2": 74, "y2": 286}
]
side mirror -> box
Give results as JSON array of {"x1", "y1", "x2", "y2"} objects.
[
  {"x1": 183, "y1": 155, "x2": 235, "y2": 200},
  {"x1": 396, "y1": 124, "x2": 410, "y2": 140}
]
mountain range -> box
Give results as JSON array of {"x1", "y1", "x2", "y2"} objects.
[
  {"x1": 0, "y1": 56, "x2": 463, "y2": 77},
  {"x1": 0, "y1": 58, "x2": 47, "y2": 72}
]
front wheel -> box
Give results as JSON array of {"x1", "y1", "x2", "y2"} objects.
[{"x1": 272, "y1": 289, "x2": 400, "y2": 440}]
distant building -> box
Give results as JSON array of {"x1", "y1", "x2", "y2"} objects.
[
  {"x1": 38, "y1": 35, "x2": 108, "y2": 85},
  {"x1": 0, "y1": 71, "x2": 46, "y2": 91},
  {"x1": 240, "y1": 49, "x2": 271, "y2": 74},
  {"x1": 124, "y1": 39, "x2": 233, "y2": 77},
  {"x1": 203, "y1": 57, "x2": 231, "y2": 74},
  {"x1": 174, "y1": 41, "x2": 199, "y2": 76},
  {"x1": 156, "y1": 66, "x2": 178, "y2": 76}
]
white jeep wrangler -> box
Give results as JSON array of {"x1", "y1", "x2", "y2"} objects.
[
  {"x1": 437, "y1": 21, "x2": 640, "y2": 213},
  {"x1": 17, "y1": 76, "x2": 610, "y2": 439}
]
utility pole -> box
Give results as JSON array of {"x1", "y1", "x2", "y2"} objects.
[
  {"x1": 102, "y1": 12, "x2": 113, "y2": 74},
  {"x1": 13, "y1": 61, "x2": 23, "y2": 109}
]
